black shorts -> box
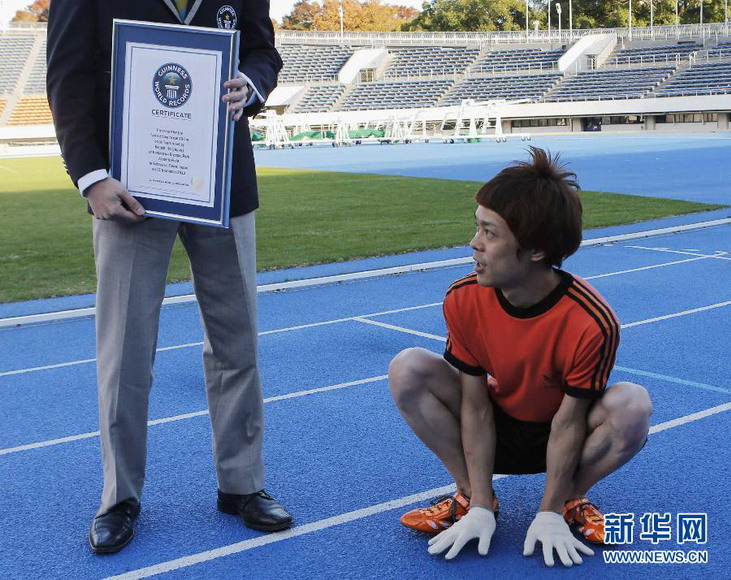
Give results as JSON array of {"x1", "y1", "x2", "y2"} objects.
[
  {"x1": 493, "y1": 404, "x2": 551, "y2": 475},
  {"x1": 491, "y1": 401, "x2": 648, "y2": 475}
]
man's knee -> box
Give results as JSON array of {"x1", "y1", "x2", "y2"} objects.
[
  {"x1": 603, "y1": 382, "x2": 653, "y2": 450},
  {"x1": 388, "y1": 347, "x2": 442, "y2": 408}
]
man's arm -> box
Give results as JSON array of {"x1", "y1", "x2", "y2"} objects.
[
  {"x1": 523, "y1": 394, "x2": 595, "y2": 567},
  {"x1": 428, "y1": 372, "x2": 497, "y2": 560},
  {"x1": 223, "y1": 0, "x2": 283, "y2": 121},
  {"x1": 47, "y1": 0, "x2": 106, "y2": 186},
  {"x1": 47, "y1": 1, "x2": 144, "y2": 221},
  {"x1": 460, "y1": 372, "x2": 497, "y2": 509},
  {"x1": 540, "y1": 394, "x2": 592, "y2": 512}
]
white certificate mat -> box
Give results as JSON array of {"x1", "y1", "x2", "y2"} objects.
[{"x1": 121, "y1": 43, "x2": 221, "y2": 207}]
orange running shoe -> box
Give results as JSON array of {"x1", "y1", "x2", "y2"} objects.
[
  {"x1": 400, "y1": 492, "x2": 500, "y2": 534},
  {"x1": 563, "y1": 497, "x2": 606, "y2": 545}
]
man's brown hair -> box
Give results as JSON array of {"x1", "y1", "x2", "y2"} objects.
[{"x1": 475, "y1": 147, "x2": 582, "y2": 267}]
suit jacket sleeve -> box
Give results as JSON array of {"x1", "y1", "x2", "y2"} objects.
[
  {"x1": 47, "y1": 0, "x2": 108, "y2": 187},
  {"x1": 239, "y1": 0, "x2": 282, "y2": 117}
]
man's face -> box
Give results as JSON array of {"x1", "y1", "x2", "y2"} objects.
[{"x1": 470, "y1": 205, "x2": 530, "y2": 288}]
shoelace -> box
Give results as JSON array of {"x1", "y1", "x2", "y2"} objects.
[
  {"x1": 423, "y1": 494, "x2": 459, "y2": 518},
  {"x1": 576, "y1": 501, "x2": 603, "y2": 525}
]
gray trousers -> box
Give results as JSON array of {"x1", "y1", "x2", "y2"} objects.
[{"x1": 93, "y1": 213, "x2": 265, "y2": 516}]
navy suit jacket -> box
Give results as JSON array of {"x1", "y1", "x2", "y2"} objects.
[{"x1": 47, "y1": 0, "x2": 282, "y2": 217}]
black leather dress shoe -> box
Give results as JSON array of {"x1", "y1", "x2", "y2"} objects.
[
  {"x1": 88, "y1": 499, "x2": 140, "y2": 554},
  {"x1": 217, "y1": 490, "x2": 293, "y2": 532}
]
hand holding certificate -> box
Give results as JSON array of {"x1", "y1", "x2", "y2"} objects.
[{"x1": 110, "y1": 20, "x2": 239, "y2": 227}]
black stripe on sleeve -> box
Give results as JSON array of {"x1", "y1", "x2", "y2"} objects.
[
  {"x1": 571, "y1": 280, "x2": 619, "y2": 386},
  {"x1": 445, "y1": 275, "x2": 478, "y2": 297},
  {"x1": 564, "y1": 384, "x2": 606, "y2": 400},
  {"x1": 444, "y1": 350, "x2": 486, "y2": 376},
  {"x1": 566, "y1": 284, "x2": 619, "y2": 392}
]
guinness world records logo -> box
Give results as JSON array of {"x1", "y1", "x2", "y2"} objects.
[
  {"x1": 217, "y1": 5, "x2": 238, "y2": 29},
  {"x1": 153, "y1": 63, "x2": 193, "y2": 108}
]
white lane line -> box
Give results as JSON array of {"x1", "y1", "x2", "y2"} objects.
[
  {"x1": 0, "y1": 376, "x2": 388, "y2": 456},
  {"x1": 0, "y1": 260, "x2": 460, "y2": 329},
  {"x1": 105, "y1": 402, "x2": 731, "y2": 580},
  {"x1": 6, "y1": 348, "x2": 728, "y2": 457},
  {"x1": 258, "y1": 303, "x2": 442, "y2": 337},
  {"x1": 101, "y1": 480, "x2": 473, "y2": 580},
  {"x1": 262, "y1": 375, "x2": 387, "y2": 403},
  {"x1": 0, "y1": 430, "x2": 102, "y2": 455},
  {"x1": 586, "y1": 256, "x2": 711, "y2": 279},
  {"x1": 3, "y1": 252, "x2": 720, "y2": 378},
  {"x1": 0, "y1": 304, "x2": 441, "y2": 377},
  {"x1": 5, "y1": 219, "x2": 731, "y2": 330},
  {"x1": 4, "y1": 295, "x2": 730, "y2": 378},
  {"x1": 581, "y1": 218, "x2": 731, "y2": 247},
  {"x1": 627, "y1": 246, "x2": 731, "y2": 261},
  {"x1": 352, "y1": 301, "x2": 731, "y2": 338},
  {"x1": 353, "y1": 317, "x2": 444, "y2": 341},
  {"x1": 649, "y1": 402, "x2": 731, "y2": 435},
  {"x1": 0, "y1": 357, "x2": 98, "y2": 377},
  {"x1": 614, "y1": 366, "x2": 731, "y2": 395},
  {"x1": 622, "y1": 300, "x2": 731, "y2": 328},
  {"x1": 346, "y1": 318, "x2": 731, "y2": 399}
]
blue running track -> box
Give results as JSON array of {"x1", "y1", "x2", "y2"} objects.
[{"x1": 1, "y1": 135, "x2": 729, "y2": 579}]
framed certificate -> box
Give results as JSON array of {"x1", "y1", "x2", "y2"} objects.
[{"x1": 110, "y1": 19, "x2": 239, "y2": 228}]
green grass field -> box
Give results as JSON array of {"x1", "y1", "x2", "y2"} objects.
[{"x1": 0, "y1": 156, "x2": 724, "y2": 303}]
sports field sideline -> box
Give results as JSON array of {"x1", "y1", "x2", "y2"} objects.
[{"x1": 0, "y1": 133, "x2": 729, "y2": 579}]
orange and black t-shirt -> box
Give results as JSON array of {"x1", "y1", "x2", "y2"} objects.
[{"x1": 443, "y1": 270, "x2": 619, "y2": 423}]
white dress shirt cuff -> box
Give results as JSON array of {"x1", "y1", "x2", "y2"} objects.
[
  {"x1": 237, "y1": 70, "x2": 265, "y2": 107},
  {"x1": 77, "y1": 169, "x2": 109, "y2": 197}
]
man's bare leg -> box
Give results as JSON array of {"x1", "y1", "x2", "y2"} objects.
[
  {"x1": 388, "y1": 347, "x2": 473, "y2": 496},
  {"x1": 569, "y1": 382, "x2": 653, "y2": 500}
]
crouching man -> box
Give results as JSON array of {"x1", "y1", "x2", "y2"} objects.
[{"x1": 388, "y1": 147, "x2": 652, "y2": 567}]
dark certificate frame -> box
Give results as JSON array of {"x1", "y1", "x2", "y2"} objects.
[{"x1": 110, "y1": 19, "x2": 239, "y2": 228}]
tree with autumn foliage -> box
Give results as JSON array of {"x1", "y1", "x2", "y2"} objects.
[
  {"x1": 405, "y1": 0, "x2": 528, "y2": 31},
  {"x1": 405, "y1": 0, "x2": 731, "y2": 32},
  {"x1": 281, "y1": 0, "x2": 419, "y2": 31},
  {"x1": 12, "y1": 0, "x2": 50, "y2": 22},
  {"x1": 531, "y1": 1, "x2": 731, "y2": 30}
]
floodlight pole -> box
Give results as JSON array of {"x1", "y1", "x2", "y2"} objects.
[
  {"x1": 650, "y1": 0, "x2": 654, "y2": 38},
  {"x1": 556, "y1": 3, "x2": 562, "y2": 43},
  {"x1": 675, "y1": 1, "x2": 679, "y2": 38},
  {"x1": 526, "y1": 0, "x2": 529, "y2": 42},
  {"x1": 548, "y1": 4, "x2": 552, "y2": 42},
  {"x1": 569, "y1": 0, "x2": 573, "y2": 40},
  {"x1": 726, "y1": 0, "x2": 729, "y2": 36},
  {"x1": 628, "y1": 0, "x2": 632, "y2": 41},
  {"x1": 338, "y1": 0, "x2": 344, "y2": 44},
  {"x1": 700, "y1": 0, "x2": 704, "y2": 42}
]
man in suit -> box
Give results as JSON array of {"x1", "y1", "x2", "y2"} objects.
[{"x1": 47, "y1": 0, "x2": 292, "y2": 554}]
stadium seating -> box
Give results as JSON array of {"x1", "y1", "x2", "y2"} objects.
[
  {"x1": 335, "y1": 79, "x2": 453, "y2": 111},
  {"x1": 384, "y1": 46, "x2": 480, "y2": 78},
  {"x1": 7, "y1": 97, "x2": 53, "y2": 125},
  {"x1": 23, "y1": 37, "x2": 47, "y2": 95},
  {"x1": 708, "y1": 42, "x2": 731, "y2": 59},
  {"x1": 443, "y1": 73, "x2": 562, "y2": 105},
  {"x1": 1, "y1": 26, "x2": 730, "y2": 127},
  {"x1": 607, "y1": 42, "x2": 702, "y2": 66},
  {"x1": 278, "y1": 44, "x2": 354, "y2": 83},
  {"x1": 0, "y1": 32, "x2": 36, "y2": 94},
  {"x1": 655, "y1": 61, "x2": 731, "y2": 97},
  {"x1": 472, "y1": 48, "x2": 563, "y2": 73},
  {"x1": 290, "y1": 84, "x2": 347, "y2": 113},
  {"x1": 545, "y1": 66, "x2": 675, "y2": 101}
]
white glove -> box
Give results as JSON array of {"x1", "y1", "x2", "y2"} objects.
[
  {"x1": 523, "y1": 511, "x2": 595, "y2": 567},
  {"x1": 427, "y1": 507, "x2": 496, "y2": 560}
]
